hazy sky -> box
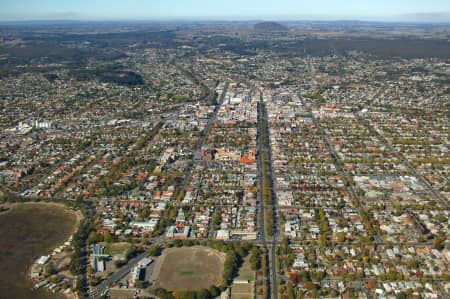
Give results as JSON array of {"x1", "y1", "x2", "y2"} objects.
[{"x1": 0, "y1": 0, "x2": 449, "y2": 22}]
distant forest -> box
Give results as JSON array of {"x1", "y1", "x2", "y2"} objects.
[
  {"x1": 0, "y1": 26, "x2": 449, "y2": 81},
  {"x1": 196, "y1": 37, "x2": 450, "y2": 59}
]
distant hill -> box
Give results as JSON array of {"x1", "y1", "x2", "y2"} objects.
[{"x1": 254, "y1": 22, "x2": 288, "y2": 31}]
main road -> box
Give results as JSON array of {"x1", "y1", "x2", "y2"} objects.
[
  {"x1": 256, "y1": 93, "x2": 272, "y2": 299},
  {"x1": 179, "y1": 82, "x2": 229, "y2": 192},
  {"x1": 258, "y1": 92, "x2": 279, "y2": 299},
  {"x1": 88, "y1": 238, "x2": 165, "y2": 298}
]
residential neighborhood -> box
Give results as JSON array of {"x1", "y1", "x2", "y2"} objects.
[{"x1": 0, "y1": 20, "x2": 448, "y2": 299}]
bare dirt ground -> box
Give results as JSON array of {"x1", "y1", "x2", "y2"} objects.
[
  {"x1": 231, "y1": 283, "x2": 253, "y2": 299},
  {"x1": 108, "y1": 288, "x2": 137, "y2": 299},
  {"x1": 0, "y1": 203, "x2": 79, "y2": 299},
  {"x1": 152, "y1": 246, "x2": 225, "y2": 291},
  {"x1": 1, "y1": 201, "x2": 83, "y2": 232}
]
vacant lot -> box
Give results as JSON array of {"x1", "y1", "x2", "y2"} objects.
[
  {"x1": 231, "y1": 255, "x2": 254, "y2": 299},
  {"x1": 154, "y1": 246, "x2": 225, "y2": 291},
  {"x1": 231, "y1": 283, "x2": 253, "y2": 299},
  {"x1": 104, "y1": 242, "x2": 131, "y2": 255},
  {"x1": 235, "y1": 255, "x2": 254, "y2": 282},
  {"x1": 108, "y1": 288, "x2": 137, "y2": 299}
]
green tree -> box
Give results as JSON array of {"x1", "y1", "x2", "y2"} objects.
[
  {"x1": 45, "y1": 261, "x2": 57, "y2": 276},
  {"x1": 148, "y1": 246, "x2": 161, "y2": 256},
  {"x1": 197, "y1": 289, "x2": 211, "y2": 299},
  {"x1": 286, "y1": 281, "x2": 295, "y2": 299},
  {"x1": 104, "y1": 231, "x2": 113, "y2": 243},
  {"x1": 208, "y1": 285, "x2": 220, "y2": 297},
  {"x1": 173, "y1": 239, "x2": 183, "y2": 248},
  {"x1": 125, "y1": 246, "x2": 137, "y2": 260},
  {"x1": 87, "y1": 231, "x2": 101, "y2": 245},
  {"x1": 250, "y1": 246, "x2": 262, "y2": 270},
  {"x1": 433, "y1": 236, "x2": 444, "y2": 250}
]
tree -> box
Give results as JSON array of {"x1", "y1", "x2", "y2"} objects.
[
  {"x1": 182, "y1": 239, "x2": 194, "y2": 247},
  {"x1": 69, "y1": 251, "x2": 84, "y2": 275},
  {"x1": 197, "y1": 289, "x2": 211, "y2": 299},
  {"x1": 304, "y1": 281, "x2": 317, "y2": 291},
  {"x1": 156, "y1": 288, "x2": 172, "y2": 299},
  {"x1": 233, "y1": 243, "x2": 247, "y2": 257},
  {"x1": 208, "y1": 285, "x2": 220, "y2": 297},
  {"x1": 104, "y1": 231, "x2": 113, "y2": 243},
  {"x1": 45, "y1": 261, "x2": 57, "y2": 276},
  {"x1": 285, "y1": 253, "x2": 296, "y2": 269},
  {"x1": 148, "y1": 246, "x2": 161, "y2": 256},
  {"x1": 135, "y1": 280, "x2": 144, "y2": 289},
  {"x1": 87, "y1": 231, "x2": 101, "y2": 245},
  {"x1": 174, "y1": 290, "x2": 197, "y2": 299},
  {"x1": 223, "y1": 252, "x2": 240, "y2": 283},
  {"x1": 318, "y1": 234, "x2": 328, "y2": 247},
  {"x1": 299, "y1": 270, "x2": 310, "y2": 282},
  {"x1": 250, "y1": 247, "x2": 262, "y2": 270},
  {"x1": 433, "y1": 236, "x2": 444, "y2": 250},
  {"x1": 240, "y1": 241, "x2": 253, "y2": 252},
  {"x1": 75, "y1": 277, "x2": 85, "y2": 296},
  {"x1": 173, "y1": 239, "x2": 183, "y2": 248},
  {"x1": 286, "y1": 281, "x2": 295, "y2": 299},
  {"x1": 125, "y1": 246, "x2": 137, "y2": 260},
  {"x1": 282, "y1": 236, "x2": 289, "y2": 253}
]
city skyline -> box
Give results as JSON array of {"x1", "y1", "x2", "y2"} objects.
[{"x1": 0, "y1": 0, "x2": 449, "y2": 22}]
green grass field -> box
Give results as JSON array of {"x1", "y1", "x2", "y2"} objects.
[
  {"x1": 180, "y1": 270, "x2": 195, "y2": 276},
  {"x1": 236, "y1": 255, "x2": 255, "y2": 282},
  {"x1": 105, "y1": 243, "x2": 131, "y2": 255}
]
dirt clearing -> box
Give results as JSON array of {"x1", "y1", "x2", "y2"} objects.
[{"x1": 153, "y1": 246, "x2": 225, "y2": 291}]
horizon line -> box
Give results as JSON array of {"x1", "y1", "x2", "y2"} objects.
[{"x1": 0, "y1": 18, "x2": 449, "y2": 25}]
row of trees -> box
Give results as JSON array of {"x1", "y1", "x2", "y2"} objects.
[
  {"x1": 69, "y1": 212, "x2": 93, "y2": 276},
  {"x1": 250, "y1": 246, "x2": 264, "y2": 270},
  {"x1": 64, "y1": 201, "x2": 93, "y2": 297},
  {"x1": 155, "y1": 286, "x2": 221, "y2": 299},
  {"x1": 152, "y1": 205, "x2": 177, "y2": 236},
  {"x1": 134, "y1": 122, "x2": 163, "y2": 150},
  {"x1": 259, "y1": 101, "x2": 275, "y2": 237}
]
